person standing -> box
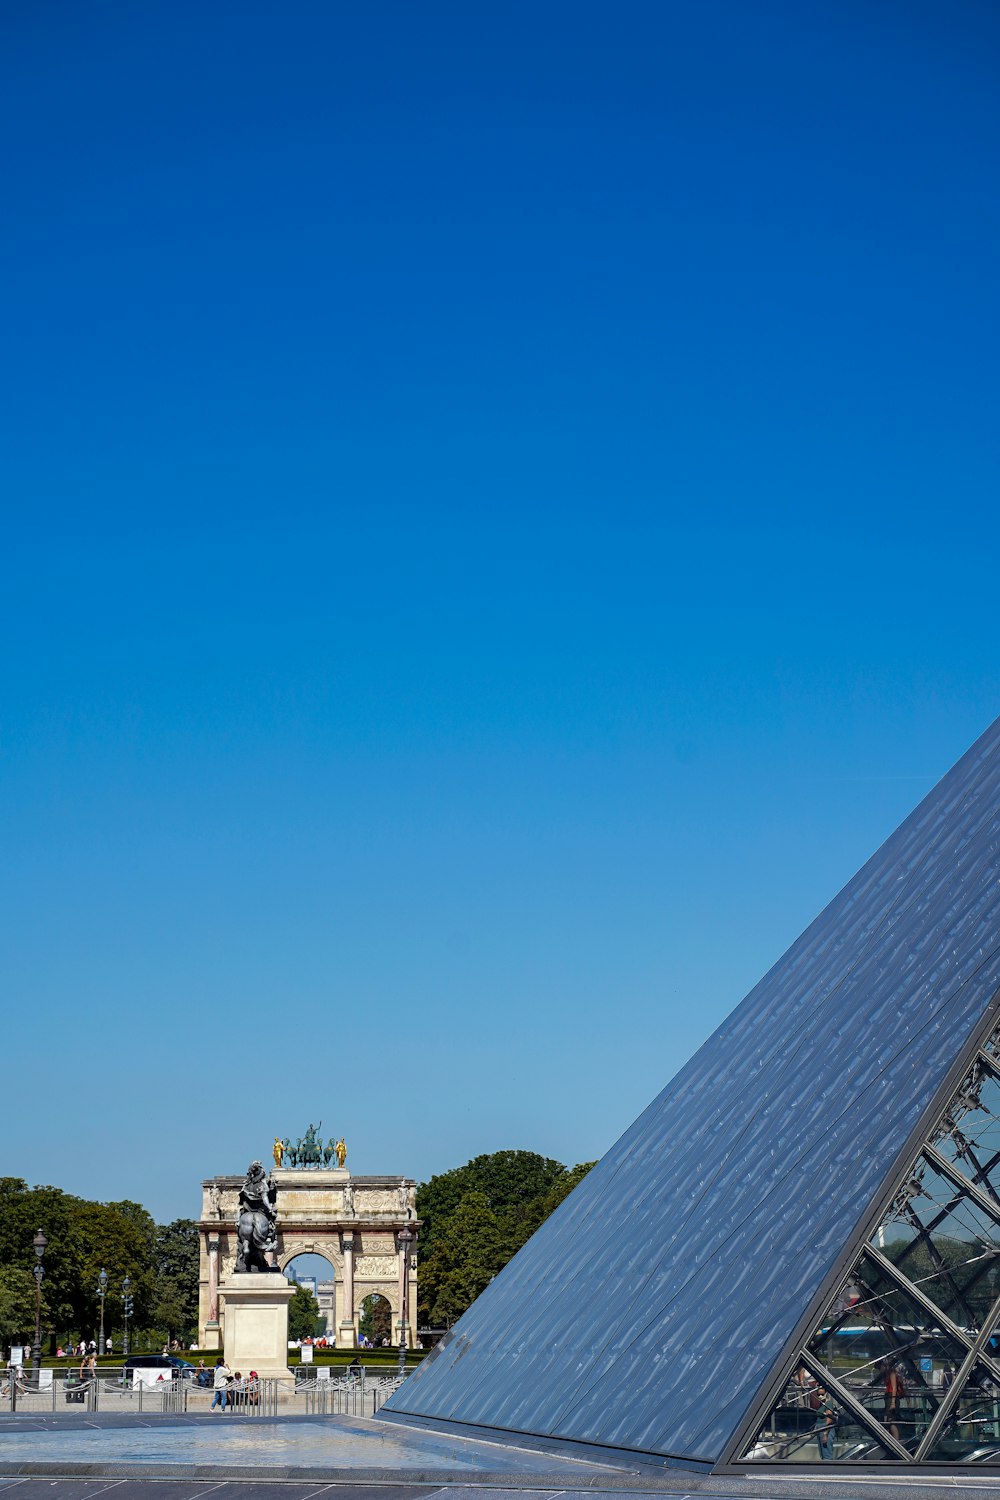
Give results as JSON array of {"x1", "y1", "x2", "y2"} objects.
[
  {"x1": 884, "y1": 1362, "x2": 905, "y2": 1441},
  {"x1": 812, "y1": 1387, "x2": 837, "y2": 1460},
  {"x1": 210, "y1": 1357, "x2": 230, "y2": 1411}
]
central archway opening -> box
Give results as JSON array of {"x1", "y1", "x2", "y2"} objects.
[
  {"x1": 284, "y1": 1253, "x2": 336, "y2": 1343},
  {"x1": 359, "y1": 1292, "x2": 393, "y2": 1348}
]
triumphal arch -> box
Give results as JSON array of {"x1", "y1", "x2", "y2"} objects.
[{"x1": 198, "y1": 1133, "x2": 418, "y2": 1349}]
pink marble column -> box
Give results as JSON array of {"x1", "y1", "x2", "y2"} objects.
[
  {"x1": 208, "y1": 1233, "x2": 220, "y2": 1321},
  {"x1": 340, "y1": 1235, "x2": 356, "y2": 1347}
]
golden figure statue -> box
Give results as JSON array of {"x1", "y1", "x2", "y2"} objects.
[
  {"x1": 273, "y1": 1137, "x2": 285, "y2": 1168},
  {"x1": 335, "y1": 1136, "x2": 347, "y2": 1169}
]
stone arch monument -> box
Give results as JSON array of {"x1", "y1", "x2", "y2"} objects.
[{"x1": 198, "y1": 1160, "x2": 419, "y2": 1350}]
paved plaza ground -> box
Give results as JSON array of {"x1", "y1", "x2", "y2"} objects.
[{"x1": 3, "y1": 1412, "x2": 1000, "y2": 1499}]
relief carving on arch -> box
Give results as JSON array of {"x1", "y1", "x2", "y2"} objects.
[
  {"x1": 358, "y1": 1233, "x2": 395, "y2": 1252},
  {"x1": 355, "y1": 1254, "x2": 397, "y2": 1278},
  {"x1": 354, "y1": 1189, "x2": 401, "y2": 1213}
]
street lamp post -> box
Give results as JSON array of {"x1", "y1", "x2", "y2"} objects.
[
  {"x1": 32, "y1": 1229, "x2": 47, "y2": 1381},
  {"x1": 122, "y1": 1276, "x2": 133, "y2": 1358},
  {"x1": 96, "y1": 1268, "x2": 108, "y2": 1360},
  {"x1": 397, "y1": 1226, "x2": 415, "y2": 1378}
]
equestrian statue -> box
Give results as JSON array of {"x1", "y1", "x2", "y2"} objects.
[{"x1": 235, "y1": 1159, "x2": 279, "y2": 1272}]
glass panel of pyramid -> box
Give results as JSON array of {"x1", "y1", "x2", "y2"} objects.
[
  {"x1": 386, "y1": 718, "x2": 1000, "y2": 1468},
  {"x1": 740, "y1": 1374, "x2": 899, "y2": 1463},
  {"x1": 923, "y1": 1362, "x2": 1000, "y2": 1463},
  {"x1": 743, "y1": 1028, "x2": 1000, "y2": 1465}
]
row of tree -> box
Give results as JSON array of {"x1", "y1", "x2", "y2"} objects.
[
  {"x1": 0, "y1": 1177, "x2": 198, "y2": 1350},
  {"x1": 0, "y1": 1149, "x2": 595, "y2": 1349}
]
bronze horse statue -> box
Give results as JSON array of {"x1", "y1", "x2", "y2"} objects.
[{"x1": 235, "y1": 1160, "x2": 278, "y2": 1272}]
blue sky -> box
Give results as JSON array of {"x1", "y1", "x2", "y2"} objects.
[{"x1": 2, "y1": 1, "x2": 998, "y2": 1224}]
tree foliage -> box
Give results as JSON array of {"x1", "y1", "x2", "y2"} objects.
[
  {"x1": 0, "y1": 1179, "x2": 199, "y2": 1350},
  {"x1": 359, "y1": 1293, "x2": 392, "y2": 1346},
  {"x1": 288, "y1": 1282, "x2": 320, "y2": 1340},
  {"x1": 0, "y1": 1267, "x2": 41, "y2": 1344},
  {"x1": 416, "y1": 1152, "x2": 595, "y2": 1326},
  {"x1": 152, "y1": 1220, "x2": 200, "y2": 1338}
]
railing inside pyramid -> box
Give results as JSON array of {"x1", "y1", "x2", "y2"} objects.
[{"x1": 744, "y1": 1026, "x2": 1000, "y2": 1464}]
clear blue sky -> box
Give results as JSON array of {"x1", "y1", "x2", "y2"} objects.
[{"x1": 2, "y1": 1, "x2": 997, "y2": 1224}]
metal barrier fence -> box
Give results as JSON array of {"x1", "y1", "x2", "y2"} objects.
[
  {"x1": 1, "y1": 1369, "x2": 189, "y2": 1416},
  {"x1": 1, "y1": 1365, "x2": 409, "y2": 1418},
  {"x1": 301, "y1": 1371, "x2": 406, "y2": 1416}
]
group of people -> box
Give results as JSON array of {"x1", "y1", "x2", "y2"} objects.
[
  {"x1": 56, "y1": 1339, "x2": 112, "y2": 1358},
  {"x1": 206, "y1": 1358, "x2": 259, "y2": 1410},
  {"x1": 789, "y1": 1359, "x2": 909, "y2": 1459}
]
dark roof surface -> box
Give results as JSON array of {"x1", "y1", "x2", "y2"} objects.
[{"x1": 386, "y1": 716, "x2": 1000, "y2": 1464}]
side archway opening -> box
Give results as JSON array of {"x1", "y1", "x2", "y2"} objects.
[
  {"x1": 359, "y1": 1293, "x2": 393, "y2": 1348},
  {"x1": 284, "y1": 1253, "x2": 337, "y2": 1342}
]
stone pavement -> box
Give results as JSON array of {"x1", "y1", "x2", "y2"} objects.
[{"x1": 3, "y1": 1414, "x2": 1000, "y2": 1498}]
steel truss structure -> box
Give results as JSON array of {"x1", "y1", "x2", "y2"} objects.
[{"x1": 384, "y1": 715, "x2": 1000, "y2": 1473}]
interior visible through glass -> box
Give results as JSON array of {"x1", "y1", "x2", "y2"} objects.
[{"x1": 744, "y1": 1031, "x2": 1000, "y2": 1465}]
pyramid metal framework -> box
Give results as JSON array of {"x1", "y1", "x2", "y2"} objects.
[{"x1": 384, "y1": 716, "x2": 1000, "y2": 1470}]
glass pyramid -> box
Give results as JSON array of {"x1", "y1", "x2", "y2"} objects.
[{"x1": 384, "y1": 716, "x2": 1000, "y2": 1470}]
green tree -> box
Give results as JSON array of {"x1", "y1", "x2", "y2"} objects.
[
  {"x1": 150, "y1": 1279, "x2": 194, "y2": 1343},
  {"x1": 289, "y1": 1283, "x2": 320, "y2": 1340},
  {"x1": 359, "y1": 1293, "x2": 392, "y2": 1346},
  {"x1": 418, "y1": 1191, "x2": 509, "y2": 1326},
  {"x1": 150, "y1": 1219, "x2": 200, "y2": 1340},
  {"x1": 73, "y1": 1198, "x2": 157, "y2": 1338},
  {"x1": 106, "y1": 1201, "x2": 157, "y2": 1262},
  {"x1": 0, "y1": 1181, "x2": 85, "y2": 1339},
  {"x1": 0, "y1": 1180, "x2": 161, "y2": 1347},
  {"x1": 0, "y1": 1267, "x2": 41, "y2": 1350},
  {"x1": 156, "y1": 1219, "x2": 199, "y2": 1282},
  {"x1": 417, "y1": 1151, "x2": 569, "y2": 1261}
]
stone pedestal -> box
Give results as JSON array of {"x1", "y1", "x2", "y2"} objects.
[
  {"x1": 219, "y1": 1273, "x2": 294, "y2": 1378},
  {"x1": 203, "y1": 1320, "x2": 221, "y2": 1351}
]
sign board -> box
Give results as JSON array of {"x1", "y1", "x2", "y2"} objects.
[
  {"x1": 9, "y1": 1347, "x2": 23, "y2": 1367},
  {"x1": 133, "y1": 1367, "x2": 170, "y2": 1387},
  {"x1": 300, "y1": 1343, "x2": 313, "y2": 1363},
  {"x1": 38, "y1": 1369, "x2": 52, "y2": 1389},
  {"x1": 920, "y1": 1358, "x2": 933, "y2": 1373},
  {"x1": 317, "y1": 1366, "x2": 330, "y2": 1381}
]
